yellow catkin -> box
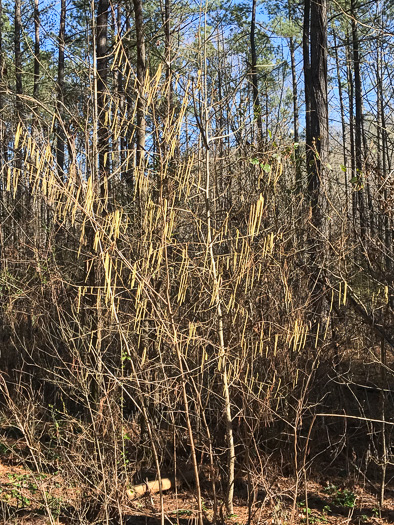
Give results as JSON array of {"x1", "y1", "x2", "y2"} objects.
[
  {"x1": 274, "y1": 334, "x2": 279, "y2": 356},
  {"x1": 338, "y1": 282, "x2": 342, "y2": 307},
  {"x1": 343, "y1": 281, "x2": 348, "y2": 305},
  {"x1": 14, "y1": 123, "x2": 23, "y2": 150},
  {"x1": 77, "y1": 287, "x2": 82, "y2": 312},
  {"x1": 314, "y1": 323, "x2": 320, "y2": 348}
]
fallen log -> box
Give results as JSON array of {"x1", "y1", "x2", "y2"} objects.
[
  {"x1": 127, "y1": 471, "x2": 195, "y2": 500},
  {"x1": 127, "y1": 478, "x2": 174, "y2": 500}
]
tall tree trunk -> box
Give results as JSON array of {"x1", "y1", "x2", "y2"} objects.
[
  {"x1": 56, "y1": 0, "x2": 66, "y2": 177},
  {"x1": 14, "y1": 0, "x2": 23, "y2": 120},
  {"x1": 123, "y1": 13, "x2": 133, "y2": 187},
  {"x1": 133, "y1": 0, "x2": 146, "y2": 171},
  {"x1": 0, "y1": 0, "x2": 5, "y2": 166},
  {"x1": 333, "y1": 31, "x2": 348, "y2": 220},
  {"x1": 159, "y1": 0, "x2": 172, "y2": 201},
  {"x1": 250, "y1": 0, "x2": 263, "y2": 146},
  {"x1": 351, "y1": 0, "x2": 366, "y2": 241},
  {"x1": 115, "y1": 6, "x2": 125, "y2": 183},
  {"x1": 0, "y1": 0, "x2": 3, "y2": 118},
  {"x1": 376, "y1": 49, "x2": 392, "y2": 274},
  {"x1": 289, "y1": 35, "x2": 301, "y2": 189},
  {"x1": 308, "y1": 0, "x2": 328, "y2": 207},
  {"x1": 164, "y1": 0, "x2": 171, "y2": 84},
  {"x1": 346, "y1": 35, "x2": 357, "y2": 233},
  {"x1": 33, "y1": 0, "x2": 40, "y2": 101},
  {"x1": 97, "y1": 0, "x2": 109, "y2": 185},
  {"x1": 303, "y1": 0, "x2": 312, "y2": 168},
  {"x1": 0, "y1": 0, "x2": 3, "y2": 274},
  {"x1": 14, "y1": 0, "x2": 23, "y2": 226},
  {"x1": 304, "y1": 0, "x2": 329, "y2": 331}
]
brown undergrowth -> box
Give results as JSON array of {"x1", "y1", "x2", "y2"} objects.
[{"x1": 0, "y1": 434, "x2": 393, "y2": 525}]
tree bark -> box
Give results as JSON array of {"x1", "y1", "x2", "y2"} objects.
[
  {"x1": 308, "y1": 0, "x2": 328, "y2": 213},
  {"x1": 133, "y1": 0, "x2": 146, "y2": 170},
  {"x1": 123, "y1": 13, "x2": 133, "y2": 187},
  {"x1": 97, "y1": 0, "x2": 109, "y2": 182},
  {"x1": 14, "y1": 0, "x2": 23, "y2": 120},
  {"x1": 14, "y1": 0, "x2": 23, "y2": 220},
  {"x1": 289, "y1": 35, "x2": 301, "y2": 189},
  {"x1": 164, "y1": 0, "x2": 171, "y2": 83},
  {"x1": 304, "y1": 0, "x2": 328, "y2": 231},
  {"x1": 376, "y1": 51, "x2": 392, "y2": 274},
  {"x1": 351, "y1": 0, "x2": 366, "y2": 240},
  {"x1": 304, "y1": 0, "x2": 329, "y2": 331},
  {"x1": 33, "y1": 0, "x2": 40, "y2": 101},
  {"x1": 303, "y1": 0, "x2": 311, "y2": 167},
  {"x1": 56, "y1": 0, "x2": 66, "y2": 177},
  {"x1": 346, "y1": 34, "x2": 357, "y2": 233},
  {"x1": 333, "y1": 31, "x2": 348, "y2": 220},
  {"x1": 250, "y1": 0, "x2": 263, "y2": 146},
  {"x1": 0, "y1": 0, "x2": 3, "y2": 273},
  {"x1": 0, "y1": 0, "x2": 5, "y2": 166}
]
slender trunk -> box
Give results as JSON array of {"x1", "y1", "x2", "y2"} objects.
[
  {"x1": 303, "y1": 0, "x2": 311, "y2": 168},
  {"x1": 0, "y1": 0, "x2": 3, "y2": 114},
  {"x1": 346, "y1": 36, "x2": 357, "y2": 235},
  {"x1": 97, "y1": 0, "x2": 109, "y2": 185},
  {"x1": 201, "y1": 10, "x2": 235, "y2": 513},
  {"x1": 0, "y1": 0, "x2": 5, "y2": 165},
  {"x1": 216, "y1": 28, "x2": 225, "y2": 214},
  {"x1": 164, "y1": 0, "x2": 171, "y2": 84},
  {"x1": 377, "y1": 54, "x2": 392, "y2": 273},
  {"x1": 333, "y1": 31, "x2": 348, "y2": 220},
  {"x1": 205, "y1": 115, "x2": 235, "y2": 521},
  {"x1": 56, "y1": 0, "x2": 66, "y2": 177},
  {"x1": 14, "y1": 0, "x2": 23, "y2": 225},
  {"x1": 124, "y1": 14, "x2": 133, "y2": 187},
  {"x1": 379, "y1": 338, "x2": 387, "y2": 507},
  {"x1": 115, "y1": 6, "x2": 125, "y2": 183},
  {"x1": 289, "y1": 35, "x2": 301, "y2": 189},
  {"x1": 159, "y1": 0, "x2": 172, "y2": 200},
  {"x1": 33, "y1": 0, "x2": 40, "y2": 101},
  {"x1": 351, "y1": 0, "x2": 366, "y2": 240},
  {"x1": 206, "y1": 146, "x2": 235, "y2": 515},
  {"x1": 133, "y1": 0, "x2": 146, "y2": 170},
  {"x1": 0, "y1": 0, "x2": 3, "y2": 273},
  {"x1": 250, "y1": 0, "x2": 263, "y2": 145},
  {"x1": 376, "y1": 63, "x2": 382, "y2": 220},
  {"x1": 15, "y1": 0, "x2": 23, "y2": 120},
  {"x1": 85, "y1": 2, "x2": 105, "y2": 443}
]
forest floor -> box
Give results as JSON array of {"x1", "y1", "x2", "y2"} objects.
[{"x1": 0, "y1": 442, "x2": 393, "y2": 525}]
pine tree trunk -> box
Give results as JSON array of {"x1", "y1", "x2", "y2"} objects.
[
  {"x1": 56, "y1": 0, "x2": 66, "y2": 177},
  {"x1": 304, "y1": 0, "x2": 329, "y2": 332},
  {"x1": 14, "y1": 0, "x2": 23, "y2": 120},
  {"x1": 333, "y1": 31, "x2": 348, "y2": 220},
  {"x1": 289, "y1": 35, "x2": 301, "y2": 189},
  {"x1": 346, "y1": 35, "x2": 357, "y2": 234},
  {"x1": 303, "y1": 0, "x2": 311, "y2": 167},
  {"x1": 33, "y1": 0, "x2": 40, "y2": 101},
  {"x1": 14, "y1": 0, "x2": 23, "y2": 226},
  {"x1": 0, "y1": 0, "x2": 3, "y2": 272},
  {"x1": 97, "y1": 0, "x2": 109, "y2": 183},
  {"x1": 351, "y1": 0, "x2": 366, "y2": 240},
  {"x1": 250, "y1": 0, "x2": 263, "y2": 146},
  {"x1": 133, "y1": 0, "x2": 146, "y2": 171}
]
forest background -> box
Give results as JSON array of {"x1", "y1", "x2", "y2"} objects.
[{"x1": 0, "y1": 0, "x2": 393, "y2": 523}]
